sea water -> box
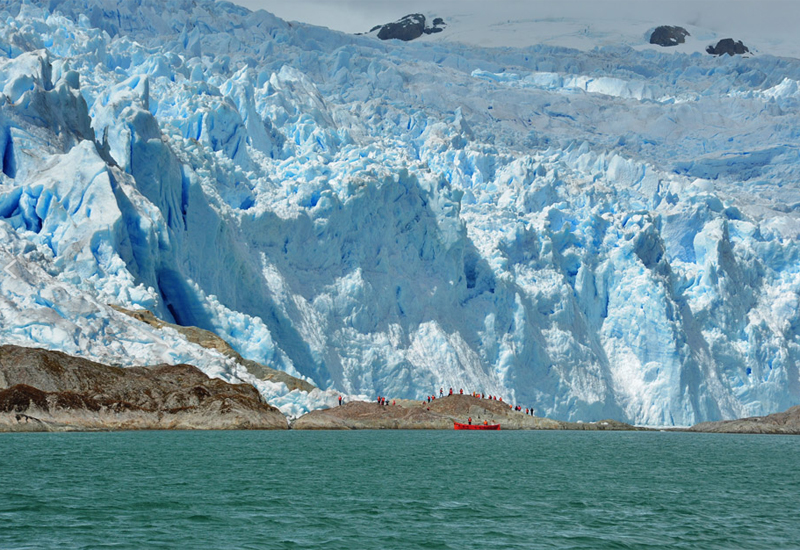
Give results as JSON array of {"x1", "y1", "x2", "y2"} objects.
[{"x1": 1, "y1": 430, "x2": 799, "y2": 549}]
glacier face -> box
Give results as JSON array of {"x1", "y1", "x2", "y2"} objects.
[{"x1": 0, "y1": 0, "x2": 798, "y2": 424}]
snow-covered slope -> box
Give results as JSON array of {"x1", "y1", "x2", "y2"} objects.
[
  {"x1": 0, "y1": 0, "x2": 798, "y2": 425},
  {"x1": 386, "y1": 3, "x2": 800, "y2": 59},
  {"x1": 244, "y1": 0, "x2": 800, "y2": 59}
]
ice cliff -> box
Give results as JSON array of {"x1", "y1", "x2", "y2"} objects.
[{"x1": 0, "y1": 0, "x2": 798, "y2": 425}]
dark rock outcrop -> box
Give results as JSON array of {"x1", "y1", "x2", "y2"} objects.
[
  {"x1": 0, "y1": 345, "x2": 288, "y2": 431},
  {"x1": 292, "y1": 394, "x2": 647, "y2": 430},
  {"x1": 689, "y1": 406, "x2": 800, "y2": 434},
  {"x1": 706, "y1": 38, "x2": 750, "y2": 56},
  {"x1": 371, "y1": 14, "x2": 446, "y2": 42},
  {"x1": 378, "y1": 14, "x2": 425, "y2": 41},
  {"x1": 649, "y1": 25, "x2": 690, "y2": 47}
]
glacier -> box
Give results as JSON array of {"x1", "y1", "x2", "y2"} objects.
[{"x1": 0, "y1": 0, "x2": 798, "y2": 425}]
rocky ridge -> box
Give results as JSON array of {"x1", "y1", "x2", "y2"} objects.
[
  {"x1": 0, "y1": 345, "x2": 288, "y2": 431},
  {"x1": 111, "y1": 306, "x2": 315, "y2": 392},
  {"x1": 689, "y1": 406, "x2": 800, "y2": 434}
]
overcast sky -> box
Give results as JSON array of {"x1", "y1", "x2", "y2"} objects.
[
  {"x1": 230, "y1": 0, "x2": 799, "y2": 37},
  {"x1": 232, "y1": 0, "x2": 438, "y2": 33}
]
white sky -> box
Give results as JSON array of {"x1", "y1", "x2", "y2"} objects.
[{"x1": 230, "y1": 0, "x2": 799, "y2": 36}]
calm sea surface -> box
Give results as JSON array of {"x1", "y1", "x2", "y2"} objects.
[{"x1": 1, "y1": 430, "x2": 799, "y2": 549}]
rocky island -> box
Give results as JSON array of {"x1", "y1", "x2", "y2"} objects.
[
  {"x1": 0, "y1": 345, "x2": 288, "y2": 431},
  {"x1": 292, "y1": 394, "x2": 646, "y2": 431}
]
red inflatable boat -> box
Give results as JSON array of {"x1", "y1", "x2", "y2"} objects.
[{"x1": 453, "y1": 422, "x2": 500, "y2": 430}]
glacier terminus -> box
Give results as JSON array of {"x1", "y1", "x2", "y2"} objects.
[{"x1": 0, "y1": 0, "x2": 799, "y2": 426}]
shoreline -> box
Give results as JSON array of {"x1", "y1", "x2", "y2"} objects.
[
  {"x1": 289, "y1": 395, "x2": 649, "y2": 431},
  {"x1": 3, "y1": 346, "x2": 798, "y2": 434}
]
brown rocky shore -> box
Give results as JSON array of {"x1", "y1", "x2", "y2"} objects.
[
  {"x1": 0, "y1": 345, "x2": 644, "y2": 433},
  {"x1": 0, "y1": 345, "x2": 288, "y2": 431},
  {"x1": 292, "y1": 394, "x2": 647, "y2": 431},
  {"x1": 23, "y1": 343, "x2": 800, "y2": 434},
  {"x1": 689, "y1": 406, "x2": 800, "y2": 434}
]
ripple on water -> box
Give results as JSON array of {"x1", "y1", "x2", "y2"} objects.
[{"x1": 1, "y1": 431, "x2": 800, "y2": 549}]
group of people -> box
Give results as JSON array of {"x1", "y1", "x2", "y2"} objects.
[
  {"x1": 337, "y1": 395, "x2": 397, "y2": 407},
  {"x1": 337, "y1": 395, "x2": 396, "y2": 406},
  {"x1": 514, "y1": 405, "x2": 535, "y2": 416},
  {"x1": 337, "y1": 386, "x2": 535, "y2": 416},
  {"x1": 424, "y1": 387, "x2": 535, "y2": 416},
  {"x1": 466, "y1": 417, "x2": 490, "y2": 426}
]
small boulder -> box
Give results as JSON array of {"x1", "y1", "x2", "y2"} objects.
[
  {"x1": 649, "y1": 25, "x2": 690, "y2": 47},
  {"x1": 706, "y1": 38, "x2": 750, "y2": 56}
]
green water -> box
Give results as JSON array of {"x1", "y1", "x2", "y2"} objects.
[{"x1": 1, "y1": 430, "x2": 799, "y2": 549}]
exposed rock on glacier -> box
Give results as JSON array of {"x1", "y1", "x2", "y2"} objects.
[
  {"x1": 649, "y1": 26, "x2": 690, "y2": 47},
  {"x1": 368, "y1": 14, "x2": 445, "y2": 42},
  {"x1": 0, "y1": 0, "x2": 798, "y2": 425},
  {"x1": 706, "y1": 38, "x2": 750, "y2": 56}
]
